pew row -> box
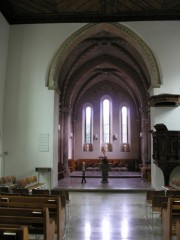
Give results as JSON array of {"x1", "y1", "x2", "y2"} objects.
[
  {"x1": 0, "y1": 207, "x2": 55, "y2": 240},
  {"x1": 0, "y1": 195, "x2": 65, "y2": 240},
  {"x1": 51, "y1": 189, "x2": 71, "y2": 227},
  {"x1": 0, "y1": 225, "x2": 29, "y2": 240},
  {"x1": 161, "y1": 197, "x2": 180, "y2": 240}
]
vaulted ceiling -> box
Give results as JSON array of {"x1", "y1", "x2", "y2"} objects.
[
  {"x1": 58, "y1": 28, "x2": 151, "y2": 111},
  {"x1": 0, "y1": 0, "x2": 180, "y2": 25}
]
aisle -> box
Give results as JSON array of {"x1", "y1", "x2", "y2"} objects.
[{"x1": 64, "y1": 192, "x2": 162, "y2": 240}]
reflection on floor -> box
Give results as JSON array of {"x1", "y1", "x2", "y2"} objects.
[
  {"x1": 64, "y1": 192, "x2": 163, "y2": 240},
  {"x1": 55, "y1": 175, "x2": 152, "y2": 192},
  {"x1": 56, "y1": 176, "x2": 162, "y2": 239}
]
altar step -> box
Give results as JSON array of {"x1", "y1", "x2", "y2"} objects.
[{"x1": 70, "y1": 170, "x2": 141, "y2": 178}]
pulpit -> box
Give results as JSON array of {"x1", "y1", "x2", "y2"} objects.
[{"x1": 152, "y1": 124, "x2": 180, "y2": 186}]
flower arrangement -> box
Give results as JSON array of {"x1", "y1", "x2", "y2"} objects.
[{"x1": 99, "y1": 149, "x2": 108, "y2": 164}]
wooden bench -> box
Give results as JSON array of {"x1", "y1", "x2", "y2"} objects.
[
  {"x1": 161, "y1": 197, "x2": 180, "y2": 240},
  {"x1": 0, "y1": 186, "x2": 10, "y2": 194},
  {"x1": 32, "y1": 189, "x2": 50, "y2": 195},
  {"x1": 176, "y1": 219, "x2": 180, "y2": 240},
  {"x1": 16, "y1": 176, "x2": 45, "y2": 193},
  {"x1": 51, "y1": 189, "x2": 71, "y2": 227},
  {"x1": 0, "y1": 194, "x2": 65, "y2": 240},
  {"x1": 0, "y1": 176, "x2": 17, "y2": 190},
  {"x1": 0, "y1": 207, "x2": 55, "y2": 240},
  {"x1": 0, "y1": 225, "x2": 29, "y2": 240}
]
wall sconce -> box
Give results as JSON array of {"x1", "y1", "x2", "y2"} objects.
[
  {"x1": 83, "y1": 143, "x2": 93, "y2": 152},
  {"x1": 70, "y1": 132, "x2": 73, "y2": 138},
  {"x1": 121, "y1": 143, "x2": 130, "y2": 152},
  {"x1": 102, "y1": 143, "x2": 112, "y2": 152},
  {"x1": 113, "y1": 134, "x2": 118, "y2": 140},
  {"x1": 93, "y1": 134, "x2": 98, "y2": 140}
]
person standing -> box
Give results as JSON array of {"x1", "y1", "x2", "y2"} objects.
[{"x1": 81, "y1": 162, "x2": 86, "y2": 183}]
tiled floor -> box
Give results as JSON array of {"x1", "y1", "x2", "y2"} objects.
[{"x1": 55, "y1": 174, "x2": 163, "y2": 240}]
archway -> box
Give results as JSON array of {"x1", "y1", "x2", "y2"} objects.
[{"x1": 47, "y1": 23, "x2": 160, "y2": 178}]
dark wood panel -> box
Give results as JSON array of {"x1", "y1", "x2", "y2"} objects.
[{"x1": 0, "y1": 0, "x2": 179, "y2": 24}]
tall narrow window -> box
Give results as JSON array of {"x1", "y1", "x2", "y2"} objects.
[
  {"x1": 102, "y1": 99, "x2": 110, "y2": 143},
  {"x1": 83, "y1": 105, "x2": 93, "y2": 151},
  {"x1": 85, "y1": 106, "x2": 92, "y2": 144},
  {"x1": 121, "y1": 106, "x2": 128, "y2": 143}
]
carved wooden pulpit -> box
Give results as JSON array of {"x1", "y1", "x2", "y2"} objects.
[{"x1": 152, "y1": 124, "x2": 180, "y2": 186}]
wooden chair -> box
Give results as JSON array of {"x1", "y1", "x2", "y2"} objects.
[
  {"x1": 151, "y1": 195, "x2": 168, "y2": 227},
  {"x1": 166, "y1": 190, "x2": 180, "y2": 197},
  {"x1": 161, "y1": 197, "x2": 180, "y2": 240},
  {"x1": 28, "y1": 175, "x2": 45, "y2": 190},
  {"x1": 146, "y1": 190, "x2": 165, "y2": 206},
  {"x1": 145, "y1": 190, "x2": 165, "y2": 219}
]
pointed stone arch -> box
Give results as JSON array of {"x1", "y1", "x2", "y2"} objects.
[{"x1": 47, "y1": 22, "x2": 161, "y2": 92}]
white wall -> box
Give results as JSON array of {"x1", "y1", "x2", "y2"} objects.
[
  {"x1": 2, "y1": 22, "x2": 86, "y2": 188},
  {"x1": 128, "y1": 21, "x2": 180, "y2": 189},
  {"x1": 1, "y1": 20, "x2": 180, "y2": 189},
  {"x1": 126, "y1": 21, "x2": 180, "y2": 94},
  {"x1": 0, "y1": 13, "x2": 9, "y2": 176}
]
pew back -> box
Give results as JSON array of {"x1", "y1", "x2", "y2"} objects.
[
  {"x1": 0, "y1": 207, "x2": 55, "y2": 240},
  {"x1": 0, "y1": 195, "x2": 64, "y2": 240},
  {"x1": 0, "y1": 225, "x2": 29, "y2": 240}
]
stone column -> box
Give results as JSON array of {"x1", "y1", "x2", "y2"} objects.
[
  {"x1": 59, "y1": 105, "x2": 71, "y2": 176},
  {"x1": 139, "y1": 107, "x2": 150, "y2": 167}
]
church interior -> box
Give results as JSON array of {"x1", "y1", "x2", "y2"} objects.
[{"x1": 0, "y1": 1, "x2": 180, "y2": 239}]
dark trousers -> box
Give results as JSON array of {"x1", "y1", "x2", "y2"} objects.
[{"x1": 81, "y1": 172, "x2": 86, "y2": 183}]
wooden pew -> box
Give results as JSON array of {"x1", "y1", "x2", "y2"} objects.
[
  {"x1": 12, "y1": 188, "x2": 29, "y2": 195},
  {"x1": 32, "y1": 189, "x2": 50, "y2": 195},
  {"x1": 0, "y1": 225, "x2": 29, "y2": 240},
  {"x1": 0, "y1": 194, "x2": 65, "y2": 240},
  {"x1": 176, "y1": 220, "x2": 180, "y2": 240},
  {"x1": 0, "y1": 187, "x2": 9, "y2": 194},
  {"x1": 51, "y1": 189, "x2": 71, "y2": 227},
  {"x1": 161, "y1": 197, "x2": 180, "y2": 240},
  {"x1": 0, "y1": 207, "x2": 55, "y2": 240}
]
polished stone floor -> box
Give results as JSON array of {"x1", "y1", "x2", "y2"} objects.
[
  {"x1": 55, "y1": 174, "x2": 153, "y2": 192},
  {"x1": 64, "y1": 192, "x2": 163, "y2": 240},
  {"x1": 55, "y1": 175, "x2": 164, "y2": 240}
]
